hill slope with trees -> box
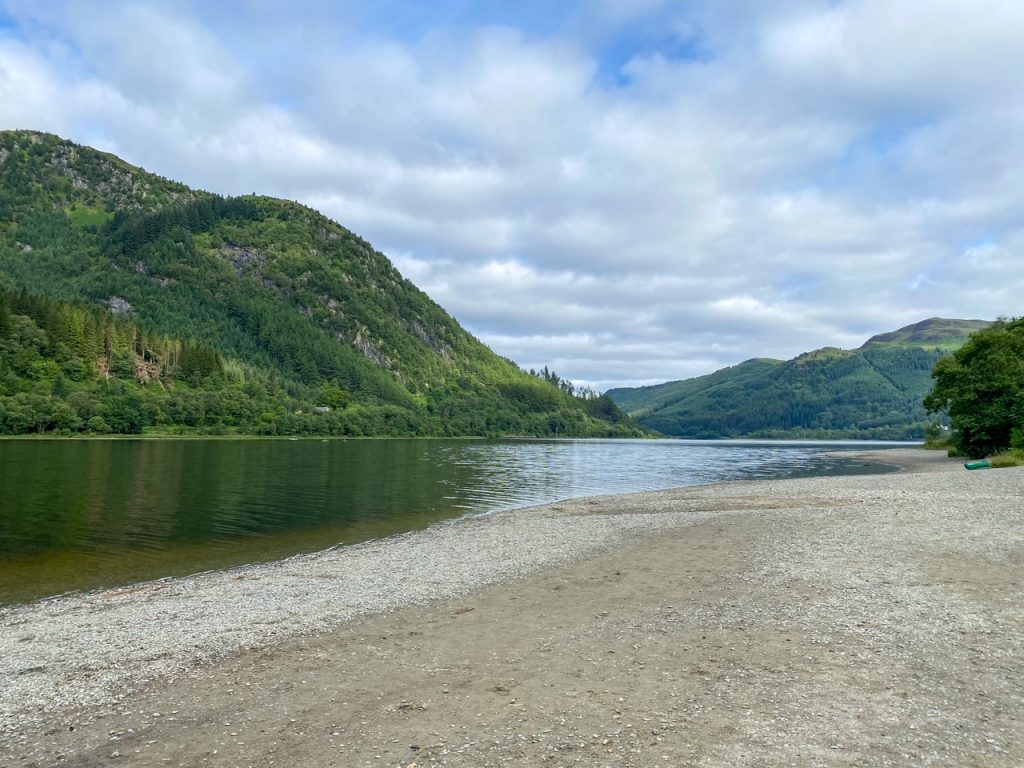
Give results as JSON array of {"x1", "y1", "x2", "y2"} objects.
[
  {"x1": 0, "y1": 130, "x2": 641, "y2": 437},
  {"x1": 608, "y1": 318, "x2": 991, "y2": 440}
]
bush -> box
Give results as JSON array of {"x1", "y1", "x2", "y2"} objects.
[
  {"x1": 923, "y1": 421, "x2": 952, "y2": 450},
  {"x1": 86, "y1": 415, "x2": 112, "y2": 433}
]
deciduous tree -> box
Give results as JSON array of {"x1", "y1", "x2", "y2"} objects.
[{"x1": 924, "y1": 318, "x2": 1024, "y2": 457}]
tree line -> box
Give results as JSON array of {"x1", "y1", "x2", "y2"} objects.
[{"x1": 0, "y1": 291, "x2": 644, "y2": 438}]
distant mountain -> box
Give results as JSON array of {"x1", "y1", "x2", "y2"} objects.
[
  {"x1": 0, "y1": 130, "x2": 642, "y2": 437},
  {"x1": 607, "y1": 319, "x2": 992, "y2": 440},
  {"x1": 859, "y1": 317, "x2": 991, "y2": 350}
]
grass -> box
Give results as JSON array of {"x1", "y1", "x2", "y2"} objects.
[
  {"x1": 65, "y1": 204, "x2": 114, "y2": 229},
  {"x1": 990, "y1": 449, "x2": 1024, "y2": 468}
]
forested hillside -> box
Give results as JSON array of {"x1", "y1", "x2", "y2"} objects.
[
  {"x1": 0, "y1": 130, "x2": 641, "y2": 437},
  {"x1": 608, "y1": 318, "x2": 991, "y2": 440}
]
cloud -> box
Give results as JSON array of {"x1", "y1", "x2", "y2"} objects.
[
  {"x1": 1, "y1": 0, "x2": 1022, "y2": 390},
  {"x1": 760, "y1": 0, "x2": 1024, "y2": 108},
  {"x1": 0, "y1": 38, "x2": 62, "y2": 128}
]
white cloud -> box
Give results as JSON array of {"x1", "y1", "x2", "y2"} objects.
[
  {"x1": 0, "y1": 39, "x2": 63, "y2": 129},
  {"x1": 761, "y1": 0, "x2": 1024, "y2": 108}
]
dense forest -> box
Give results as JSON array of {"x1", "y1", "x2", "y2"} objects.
[
  {"x1": 0, "y1": 130, "x2": 643, "y2": 437},
  {"x1": 608, "y1": 318, "x2": 991, "y2": 440}
]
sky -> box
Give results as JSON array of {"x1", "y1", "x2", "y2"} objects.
[{"x1": 1, "y1": 0, "x2": 1022, "y2": 391}]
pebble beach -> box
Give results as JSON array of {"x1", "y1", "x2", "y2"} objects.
[{"x1": 1, "y1": 448, "x2": 1022, "y2": 767}]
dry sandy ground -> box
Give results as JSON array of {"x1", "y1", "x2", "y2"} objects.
[{"x1": 1, "y1": 449, "x2": 1022, "y2": 767}]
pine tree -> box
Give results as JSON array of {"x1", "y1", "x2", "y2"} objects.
[{"x1": 0, "y1": 295, "x2": 11, "y2": 339}]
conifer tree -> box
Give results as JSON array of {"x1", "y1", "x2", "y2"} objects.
[{"x1": 0, "y1": 296, "x2": 10, "y2": 339}]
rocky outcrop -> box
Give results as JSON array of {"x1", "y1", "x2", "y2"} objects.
[{"x1": 219, "y1": 243, "x2": 265, "y2": 276}]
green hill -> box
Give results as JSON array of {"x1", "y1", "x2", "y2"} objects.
[
  {"x1": 859, "y1": 317, "x2": 992, "y2": 350},
  {"x1": 0, "y1": 130, "x2": 642, "y2": 437},
  {"x1": 607, "y1": 319, "x2": 992, "y2": 440}
]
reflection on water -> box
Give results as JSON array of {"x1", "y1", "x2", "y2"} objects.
[{"x1": 0, "y1": 438, "x2": 902, "y2": 605}]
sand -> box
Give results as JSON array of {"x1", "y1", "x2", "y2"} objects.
[{"x1": 1, "y1": 448, "x2": 1021, "y2": 767}]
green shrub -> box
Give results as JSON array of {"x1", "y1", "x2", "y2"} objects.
[{"x1": 86, "y1": 415, "x2": 112, "y2": 433}]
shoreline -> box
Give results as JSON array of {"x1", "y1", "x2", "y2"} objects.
[
  {"x1": 0, "y1": 434, "x2": 925, "y2": 440},
  {"x1": 3, "y1": 448, "x2": 1023, "y2": 766}
]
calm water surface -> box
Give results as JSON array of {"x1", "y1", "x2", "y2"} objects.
[{"x1": 0, "y1": 438, "x2": 904, "y2": 605}]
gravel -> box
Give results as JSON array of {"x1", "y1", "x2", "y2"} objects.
[{"x1": 1, "y1": 479, "x2": 703, "y2": 731}]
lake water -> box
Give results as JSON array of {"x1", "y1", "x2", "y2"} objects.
[{"x1": 0, "y1": 438, "x2": 904, "y2": 606}]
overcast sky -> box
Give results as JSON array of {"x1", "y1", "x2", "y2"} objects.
[{"x1": 1, "y1": 1, "x2": 1021, "y2": 391}]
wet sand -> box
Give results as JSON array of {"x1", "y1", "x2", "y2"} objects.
[{"x1": 2, "y1": 448, "x2": 1022, "y2": 767}]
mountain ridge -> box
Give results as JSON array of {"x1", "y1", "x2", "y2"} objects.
[
  {"x1": 607, "y1": 318, "x2": 992, "y2": 440},
  {"x1": 858, "y1": 316, "x2": 991, "y2": 350}
]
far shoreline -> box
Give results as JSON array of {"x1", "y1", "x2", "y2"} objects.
[{"x1": 0, "y1": 431, "x2": 926, "y2": 443}]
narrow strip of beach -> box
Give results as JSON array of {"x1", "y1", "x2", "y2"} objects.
[{"x1": 2, "y1": 448, "x2": 1021, "y2": 767}]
